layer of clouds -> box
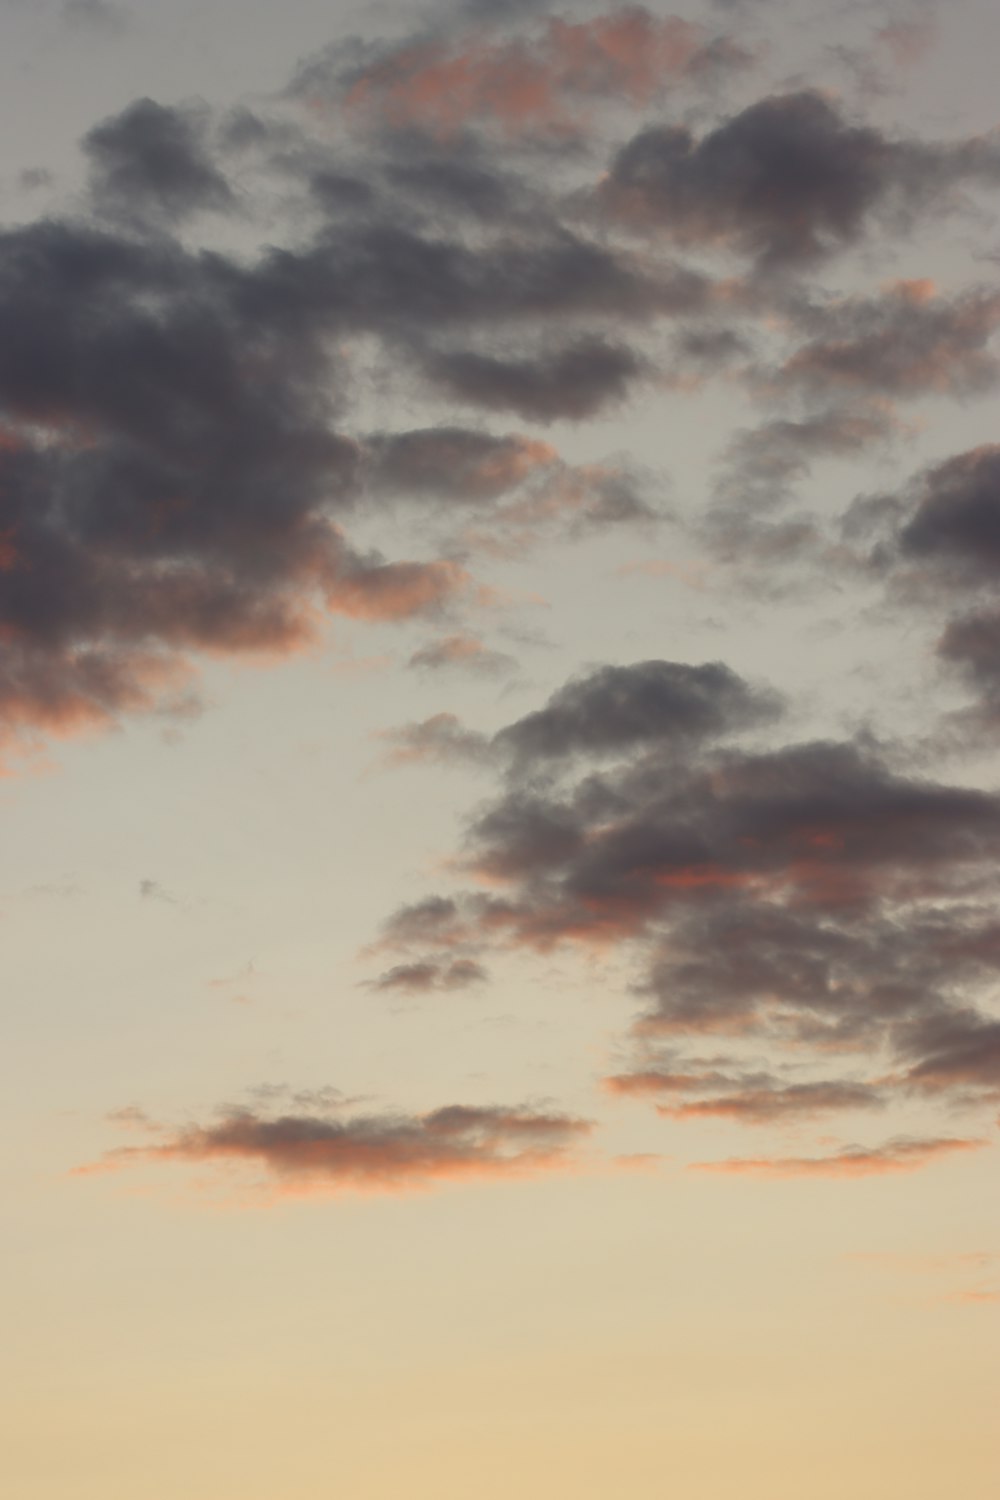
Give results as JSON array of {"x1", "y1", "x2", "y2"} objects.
[
  {"x1": 369, "y1": 656, "x2": 1000, "y2": 1163},
  {"x1": 4, "y1": 1, "x2": 999, "y2": 770}
]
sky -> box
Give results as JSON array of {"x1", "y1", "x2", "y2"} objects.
[{"x1": 2, "y1": 0, "x2": 999, "y2": 1496}]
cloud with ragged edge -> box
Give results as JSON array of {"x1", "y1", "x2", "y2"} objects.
[
  {"x1": 295, "y1": 8, "x2": 753, "y2": 141},
  {"x1": 365, "y1": 958, "x2": 490, "y2": 994},
  {"x1": 76, "y1": 1099, "x2": 593, "y2": 1198},
  {"x1": 373, "y1": 657, "x2": 780, "y2": 772},
  {"x1": 366, "y1": 655, "x2": 1000, "y2": 1168},
  {"x1": 4, "y1": 0, "x2": 1000, "y2": 770},
  {"x1": 605, "y1": 1067, "x2": 886, "y2": 1124},
  {"x1": 769, "y1": 282, "x2": 1000, "y2": 401},
  {"x1": 372, "y1": 711, "x2": 492, "y2": 769},
  {"x1": 840, "y1": 445, "x2": 1000, "y2": 726},
  {"x1": 362, "y1": 426, "x2": 661, "y2": 553},
  {"x1": 600, "y1": 89, "x2": 1000, "y2": 267}
]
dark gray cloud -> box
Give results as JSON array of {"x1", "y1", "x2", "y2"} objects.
[
  {"x1": 495, "y1": 659, "x2": 782, "y2": 764},
  {"x1": 635, "y1": 900, "x2": 1000, "y2": 1042},
  {"x1": 894, "y1": 446, "x2": 1000, "y2": 582},
  {"x1": 366, "y1": 958, "x2": 489, "y2": 993},
  {"x1": 419, "y1": 338, "x2": 647, "y2": 422},
  {"x1": 937, "y1": 608, "x2": 1000, "y2": 707},
  {"x1": 607, "y1": 1064, "x2": 885, "y2": 1123},
  {"x1": 370, "y1": 661, "x2": 1000, "y2": 1138},
  {"x1": 0, "y1": 217, "x2": 487, "y2": 754},
  {"x1": 458, "y1": 736, "x2": 1000, "y2": 925},
  {"x1": 601, "y1": 90, "x2": 1000, "y2": 266},
  {"x1": 84, "y1": 99, "x2": 234, "y2": 222},
  {"x1": 843, "y1": 446, "x2": 1000, "y2": 721},
  {"x1": 671, "y1": 324, "x2": 753, "y2": 375},
  {"x1": 898, "y1": 1008, "x2": 1000, "y2": 1101},
  {"x1": 3, "y1": 6, "x2": 998, "y2": 773}
]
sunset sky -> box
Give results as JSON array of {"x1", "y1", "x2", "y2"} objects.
[{"x1": 2, "y1": 1, "x2": 999, "y2": 1496}]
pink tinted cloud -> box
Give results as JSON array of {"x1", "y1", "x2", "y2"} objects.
[
  {"x1": 0, "y1": 645, "x2": 199, "y2": 771},
  {"x1": 690, "y1": 1136, "x2": 988, "y2": 1180},
  {"x1": 76, "y1": 1101, "x2": 593, "y2": 1198},
  {"x1": 328, "y1": 559, "x2": 469, "y2": 622},
  {"x1": 342, "y1": 10, "x2": 741, "y2": 138}
]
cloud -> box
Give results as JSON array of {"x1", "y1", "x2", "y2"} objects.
[
  {"x1": 391, "y1": 709, "x2": 1000, "y2": 949},
  {"x1": 711, "y1": 404, "x2": 902, "y2": 517},
  {"x1": 139, "y1": 878, "x2": 176, "y2": 903},
  {"x1": 367, "y1": 428, "x2": 558, "y2": 503},
  {"x1": 419, "y1": 337, "x2": 646, "y2": 422},
  {"x1": 79, "y1": 1100, "x2": 592, "y2": 1196},
  {"x1": 362, "y1": 427, "x2": 659, "y2": 553},
  {"x1": 892, "y1": 446, "x2": 1000, "y2": 584},
  {"x1": 606, "y1": 1067, "x2": 885, "y2": 1123},
  {"x1": 847, "y1": 446, "x2": 1000, "y2": 720},
  {"x1": 373, "y1": 712, "x2": 491, "y2": 768},
  {"x1": 772, "y1": 282, "x2": 1000, "y2": 400},
  {"x1": 633, "y1": 901, "x2": 1000, "y2": 1042},
  {"x1": 5, "y1": 7, "x2": 999, "y2": 775},
  {"x1": 408, "y1": 634, "x2": 516, "y2": 676},
  {"x1": 83, "y1": 100, "x2": 234, "y2": 223},
  {"x1": 601, "y1": 90, "x2": 1000, "y2": 266},
  {"x1": 898, "y1": 1010, "x2": 1000, "y2": 1101},
  {"x1": 368, "y1": 658, "x2": 1000, "y2": 1152},
  {"x1": 0, "y1": 642, "x2": 198, "y2": 760},
  {"x1": 937, "y1": 608, "x2": 1000, "y2": 709},
  {"x1": 297, "y1": 9, "x2": 751, "y2": 139},
  {"x1": 494, "y1": 659, "x2": 781, "y2": 764},
  {"x1": 366, "y1": 958, "x2": 489, "y2": 993},
  {"x1": 690, "y1": 1136, "x2": 987, "y2": 1179}
]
